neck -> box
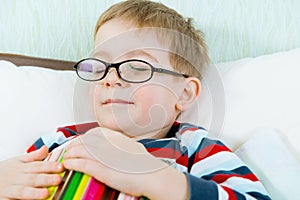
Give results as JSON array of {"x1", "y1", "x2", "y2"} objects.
[{"x1": 129, "y1": 123, "x2": 174, "y2": 140}]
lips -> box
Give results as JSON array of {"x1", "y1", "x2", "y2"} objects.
[{"x1": 102, "y1": 99, "x2": 134, "y2": 105}]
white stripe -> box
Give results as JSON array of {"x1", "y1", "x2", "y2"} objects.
[
  {"x1": 217, "y1": 185, "x2": 229, "y2": 200},
  {"x1": 56, "y1": 131, "x2": 71, "y2": 144},
  {"x1": 190, "y1": 151, "x2": 244, "y2": 177},
  {"x1": 41, "y1": 131, "x2": 73, "y2": 148},
  {"x1": 180, "y1": 129, "x2": 207, "y2": 157},
  {"x1": 174, "y1": 163, "x2": 188, "y2": 172},
  {"x1": 158, "y1": 157, "x2": 188, "y2": 172},
  {"x1": 153, "y1": 137, "x2": 178, "y2": 142},
  {"x1": 217, "y1": 180, "x2": 266, "y2": 200},
  {"x1": 41, "y1": 132, "x2": 57, "y2": 147},
  {"x1": 244, "y1": 196, "x2": 257, "y2": 200},
  {"x1": 218, "y1": 184, "x2": 258, "y2": 200},
  {"x1": 221, "y1": 177, "x2": 269, "y2": 197}
]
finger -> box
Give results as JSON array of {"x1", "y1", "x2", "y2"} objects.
[
  {"x1": 19, "y1": 146, "x2": 49, "y2": 162},
  {"x1": 15, "y1": 173, "x2": 62, "y2": 187},
  {"x1": 64, "y1": 143, "x2": 95, "y2": 160},
  {"x1": 23, "y1": 161, "x2": 64, "y2": 174},
  {"x1": 65, "y1": 137, "x2": 82, "y2": 151},
  {"x1": 63, "y1": 158, "x2": 104, "y2": 178},
  {"x1": 63, "y1": 158, "x2": 141, "y2": 194},
  {"x1": 3, "y1": 185, "x2": 49, "y2": 200}
]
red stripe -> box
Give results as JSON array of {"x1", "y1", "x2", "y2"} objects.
[
  {"x1": 193, "y1": 144, "x2": 231, "y2": 163},
  {"x1": 147, "y1": 147, "x2": 188, "y2": 167},
  {"x1": 147, "y1": 147, "x2": 182, "y2": 159},
  {"x1": 173, "y1": 121, "x2": 180, "y2": 126},
  {"x1": 181, "y1": 127, "x2": 199, "y2": 135},
  {"x1": 147, "y1": 147, "x2": 189, "y2": 166},
  {"x1": 57, "y1": 128, "x2": 73, "y2": 138},
  {"x1": 212, "y1": 173, "x2": 259, "y2": 183},
  {"x1": 56, "y1": 122, "x2": 99, "y2": 137},
  {"x1": 26, "y1": 145, "x2": 37, "y2": 153},
  {"x1": 59, "y1": 122, "x2": 98, "y2": 133},
  {"x1": 176, "y1": 154, "x2": 188, "y2": 167},
  {"x1": 222, "y1": 186, "x2": 237, "y2": 200}
]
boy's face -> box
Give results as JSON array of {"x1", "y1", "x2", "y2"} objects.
[{"x1": 92, "y1": 18, "x2": 185, "y2": 138}]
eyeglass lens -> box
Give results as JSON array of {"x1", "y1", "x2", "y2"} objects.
[{"x1": 77, "y1": 59, "x2": 153, "y2": 82}]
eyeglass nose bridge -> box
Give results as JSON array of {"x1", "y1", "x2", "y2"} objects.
[{"x1": 102, "y1": 62, "x2": 123, "y2": 81}]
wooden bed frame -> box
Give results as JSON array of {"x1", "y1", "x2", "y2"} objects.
[{"x1": 0, "y1": 53, "x2": 75, "y2": 70}]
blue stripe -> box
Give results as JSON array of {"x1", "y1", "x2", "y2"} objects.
[
  {"x1": 139, "y1": 139, "x2": 185, "y2": 154},
  {"x1": 63, "y1": 128, "x2": 79, "y2": 136},
  {"x1": 49, "y1": 143, "x2": 60, "y2": 152},
  {"x1": 202, "y1": 166, "x2": 253, "y2": 180},
  {"x1": 232, "y1": 190, "x2": 247, "y2": 200},
  {"x1": 34, "y1": 138, "x2": 45, "y2": 150},
  {"x1": 195, "y1": 138, "x2": 226, "y2": 153},
  {"x1": 247, "y1": 192, "x2": 272, "y2": 200}
]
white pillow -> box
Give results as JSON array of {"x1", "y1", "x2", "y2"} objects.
[
  {"x1": 190, "y1": 48, "x2": 300, "y2": 199},
  {"x1": 235, "y1": 128, "x2": 300, "y2": 199},
  {"x1": 197, "y1": 48, "x2": 300, "y2": 152},
  {"x1": 0, "y1": 61, "x2": 77, "y2": 159},
  {"x1": 1, "y1": 48, "x2": 300, "y2": 159},
  {"x1": 179, "y1": 57, "x2": 254, "y2": 139}
]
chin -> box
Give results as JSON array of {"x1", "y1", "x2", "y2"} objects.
[{"x1": 96, "y1": 116, "x2": 121, "y2": 131}]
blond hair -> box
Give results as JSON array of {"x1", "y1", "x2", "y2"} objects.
[{"x1": 94, "y1": 0, "x2": 210, "y2": 79}]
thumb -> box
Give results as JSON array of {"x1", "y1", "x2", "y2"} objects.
[{"x1": 19, "y1": 146, "x2": 49, "y2": 162}]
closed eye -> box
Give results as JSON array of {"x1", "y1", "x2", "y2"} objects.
[{"x1": 128, "y1": 64, "x2": 150, "y2": 71}]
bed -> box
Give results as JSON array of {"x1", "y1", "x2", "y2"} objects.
[{"x1": 1, "y1": 49, "x2": 300, "y2": 199}]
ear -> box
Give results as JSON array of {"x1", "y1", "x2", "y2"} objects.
[{"x1": 175, "y1": 77, "x2": 201, "y2": 112}]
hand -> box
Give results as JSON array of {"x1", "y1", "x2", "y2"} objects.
[
  {"x1": 0, "y1": 146, "x2": 64, "y2": 200},
  {"x1": 63, "y1": 127, "x2": 189, "y2": 200}
]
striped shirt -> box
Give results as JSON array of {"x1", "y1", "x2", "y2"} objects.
[{"x1": 27, "y1": 122, "x2": 271, "y2": 200}]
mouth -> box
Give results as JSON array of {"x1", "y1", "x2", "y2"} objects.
[{"x1": 102, "y1": 99, "x2": 134, "y2": 105}]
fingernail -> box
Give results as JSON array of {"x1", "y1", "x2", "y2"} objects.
[
  {"x1": 40, "y1": 188, "x2": 49, "y2": 198},
  {"x1": 57, "y1": 163, "x2": 63, "y2": 170},
  {"x1": 53, "y1": 174, "x2": 62, "y2": 184}
]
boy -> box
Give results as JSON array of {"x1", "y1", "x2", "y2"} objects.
[{"x1": 0, "y1": 0, "x2": 271, "y2": 199}]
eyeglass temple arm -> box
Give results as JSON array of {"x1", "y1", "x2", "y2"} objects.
[{"x1": 154, "y1": 68, "x2": 189, "y2": 78}]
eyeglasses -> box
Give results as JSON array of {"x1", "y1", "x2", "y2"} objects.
[{"x1": 74, "y1": 58, "x2": 189, "y2": 83}]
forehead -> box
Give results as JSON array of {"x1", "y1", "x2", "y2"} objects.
[{"x1": 94, "y1": 18, "x2": 170, "y2": 62}]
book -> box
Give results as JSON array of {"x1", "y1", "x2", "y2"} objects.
[{"x1": 44, "y1": 142, "x2": 149, "y2": 200}]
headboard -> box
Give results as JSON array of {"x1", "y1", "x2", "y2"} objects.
[{"x1": 0, "y1": 53, "x2": 75, "y2": 70}]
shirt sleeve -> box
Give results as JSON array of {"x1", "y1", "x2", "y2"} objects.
[
  {"x1": 184, "y1": 172, "x2": 218, "y2": 199},
  {"x1": 27, "y1": 122, "x2": 98, "y2": 153},
  {"x1": 185, "y1": 138, "x2": 271, "y2": 200}
]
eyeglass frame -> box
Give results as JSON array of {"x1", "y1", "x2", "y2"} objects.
[{"x1": 73, "y1": 58, "x2": 189, "y2": 83}]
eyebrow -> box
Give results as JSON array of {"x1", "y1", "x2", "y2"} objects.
[
  {"x1": 125, "y1": 50, "x2": 159, "y2": 63},
  {"x1": 93, "y1": 50, "x2": 112, "y2": 61},
  {"x1": 93, "y1": 49, "x2": 159, "y2": 64}
]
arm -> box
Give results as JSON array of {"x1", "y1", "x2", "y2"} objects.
[
  {"x1": 0, "y1": 146, "x2": 64, "y2": 199},
  {"x1": 62, "y1": 125, "x2": 271, "y2": 199},
  {"x1": 63, "y1": 127, "x2": 189, "y2": 200},
  {"x1": 186, "y1": 138, "x2": 271, "y2": 199}
]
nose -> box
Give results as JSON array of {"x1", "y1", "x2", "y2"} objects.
[{"x1": 101, "y1": 68, "x2": 123, "y2": 87}]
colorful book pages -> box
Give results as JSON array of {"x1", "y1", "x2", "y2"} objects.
[
  {"x1": 45, "y1": 148, "x2": 67, "y2": 200},
  {"x1": 45, "y1": 144, "x2": 149, "y2": 200}
]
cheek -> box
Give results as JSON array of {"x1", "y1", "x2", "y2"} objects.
[
  {"x1": 133, "y1": 86, "x2": 178, "y2": 117},
  {"x1": 91, "y1": 85, "x2": 99, "y2": 105}
]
